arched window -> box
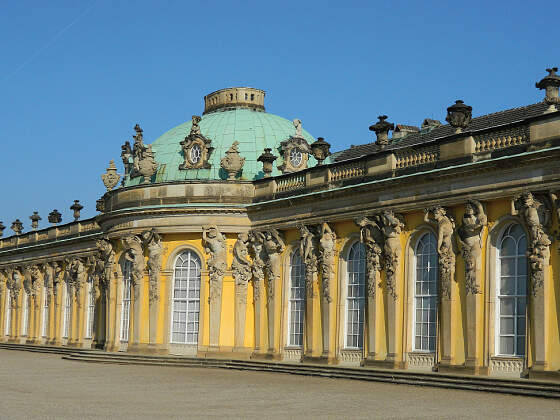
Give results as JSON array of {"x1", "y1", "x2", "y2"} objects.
[
  {"x1": 288, "y1": 249, "x2": 305, "y2": 347},
  {"x1": 85, "y1": 277, "x2": 95, "y2": 339},
  {"x1": 22, "y1": 290, "x2": 29, "y2": 337},
  {"x1": 41, "y1": 288, "x2": 48, "y2": 338},
  {"x1": 345, "y1": 241, "x2": 366, "y2": 349},
  {"x1": 497, "y1": 224, "x2": 527, "y2": 356},
  {"x1": 63, "y1": 283, "x2": 71, "y2": 339},
  {"x1": 414, "y1": 232, "x2": 438, "y2": 352},
  {"x1": 120, "y1": 261, "x2": 132, "y2": 342},
  {"x1": 171, "y1": 251, "x2": 201, "y2": 344},
  {"x1": 4, "y1": 288, "x2": 10, "y2": 336}
]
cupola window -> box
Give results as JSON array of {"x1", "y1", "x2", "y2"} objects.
[{"x1": 289, "y1": 148, "x2": 303, "y2": 168}]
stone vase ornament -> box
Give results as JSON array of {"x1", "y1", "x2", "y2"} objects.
[
  {"x1": 221, "y1": 141, "x2": 245, "y2": 180},
  {"x1": 101, "y1": 160, "x2": 121, "y2": 192}
]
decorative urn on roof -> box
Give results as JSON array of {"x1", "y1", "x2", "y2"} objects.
[
  {"x1": 220, "y1": 141, "x2": 245, "y2": 180},
  {"x1": 310, "y1": 137, "x2": 331, "y2": 165},
  {"x1": 0, "y1": 221, "x2": 5, "y2": 237},
  {"x1": 446, "y1": 100, "x2": 472, "y2": 131},
  {"x1": 101, "y1": 160, "x2": 121, "y2": 192},
  {"x1": 70, "y1": 200, "x2": 84, "y2": 221},
  {"x1": 11, "y1": 219, "x2": 23, "y2": 235},
  {"x1": 48, "y1": 210, "x2": 62, "y2": 225},
  {"x1": 29, "y1": 212, "x2": 41, "y2": 231},
  {"x1": 536, "y1": 67, "x2": 560, "y2": 106},
  {"x1": 257, "y1": 148, "x2": 277, "y2": 177},
  {"x1": 369, "y1": 115, "x2": 394, "y2": 147}
]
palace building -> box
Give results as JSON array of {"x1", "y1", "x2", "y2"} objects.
[{"x1": 1, "y1": 69, "x2": 560, "y2": 380}]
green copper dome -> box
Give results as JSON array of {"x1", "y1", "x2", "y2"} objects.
[{"x1": 124, "y1": 103, "x2": 326, "y2": 186}]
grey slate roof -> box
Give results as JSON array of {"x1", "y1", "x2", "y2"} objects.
[{"x1": 334, "y1": 102, "x2": 551, "y2": 162}]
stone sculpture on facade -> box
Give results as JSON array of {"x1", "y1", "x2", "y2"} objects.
[
  {"x1": 425, "y1": 206, "x2": 456, "y2": 298},
  {"x1": 293, "y1": 118, "x2": 303, "y2": 138},
  {"x1": 310, "y1": 137, "x2": 331, "y2": 166},
  {"x1": 379, "y1": 211, "x2": 405, "y2": 299},
  {"x1": 232, "y1": 232, "x2": 252, "y2": 303},
  {"x1": 121, "y1": 234, "x2": 145, "y2": 289},
  {"x1": 262, "y1": 229, "x2": 285, "y2": 303},
  {"x1": 142, "y1": 229, "x2": 163, "y2": 303},
  {"x1": 355, "y1": 216, "x2": 383, "y2": 297},
  {"x1": 10, "y1": 267, "x2": 23, "y2": 308},
  {"x1": 512, "y1": 192, "x2": 553, "y2": 295},
  {"x1": 179, "y1": 116, "x2": 214, "y2": 170},
  {"x1": 318, "y1": 223, "x2": 336, "y2": 302},
  {"x1": 202, "y1": 225, "x2": 227, "y2": 304},
  {"x1": 65, "y1": 258, "x2": 87, "y2": 302},
  {"x1": 220, "y1": 141, "x2": 245, "y2": 180},
  {"x1": 29, "y1": 212, "x2": 41, "y2": 231},
  {"x1": 457, "y1": 200, "x2": 487, "y2": 294},
  {"x1": 101, "y1": 160, "x2": 121, "y2": 192},
  {"x1": 248, "y1": 230, "x2": 265, "y2": 302},
  {"x1": 299, "y1": 225, "x2": 318, "y2": 298}
]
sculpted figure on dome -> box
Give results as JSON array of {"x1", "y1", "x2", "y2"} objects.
[
  {"x1": 202, "y1": 225, "x2": 227, "y2": 303},
  {"x1": 299, "y1": 224, "x2": 318, "y2": 298},
  {"x1": 126, "y1": 124, "x2": 158, "y2": 183},
  {"x1": 293, "y1": 118, "x2": 303, "y2": 138},
  {"x1": 263, "y1": 229, "x2": 285, "y2": 302},
  {"x1": 425, "y1": 206, "x2": 456, "y2": 298},
  {"x1": 318, "y1": 222, "x2": 336, "y2": 302},
  {"x1": 458, "y1": 200, "x2": 487, "y2": 294},
  {"x1": 121, "y1": 235, "x2": 145, "y2": 288},
  {"x1": 120, "y1": 141, "x2": 133, "y2": 183},
  {"x1": 142, "y1": 229, "x2": 164, "y2": 303},
  {"x1": 190, "y1": 115, "x2": 202, "y2": 135},
  {"x1": 232, "y1": 233, "x2": 252, "y2": 304},
  {"x1": 179, "y1": 115, "x2": 213, "y2": 170},
  {"x1": 248, "y1": 230, "x2": 266, "y2": 301},
  {"x1": 355, "y1": 215, "x2": 383, "y2": 298}
]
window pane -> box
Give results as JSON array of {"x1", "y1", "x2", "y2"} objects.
[
  {"x1": 500, "y1": 317, "x2": 514, "y2": 335},
  {"x1": 500, "y1": 336, "x2": 514, "y2": 355}
]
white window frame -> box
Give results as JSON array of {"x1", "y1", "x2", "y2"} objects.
[
  {"x1": 120, "y1": 261, "x2": 132, "y2": 343},
  {"x1": 287, "y1": 249, "x2": 305, "y2": 348},
  {"x1": 22, "y1": 290, "x2": 29, "y2": 337},
  {"x1": 344, "y1": 241, "x2": 366, "y2": 350},
  {"x1": 4, "y1": 288, "x2": 10, "y2": 336},
  {"x1": 41, "y1": 288, "x2": 48, "y2": 338},
  {"x1": 412, "y1": 232, "x2": 438, "y2": 353},
  {"x1": 170, "y1": 250, "x2": 201, "y2": 345},
  {"x1": 495, "y1": 223, "x2": 527, "y2": 357},
  {"x1": 62, "y1": 283, "x2": 71, "y2": 339},
  {"x1": 85, "y1": 277, "x2": 95, "y2": 339}
]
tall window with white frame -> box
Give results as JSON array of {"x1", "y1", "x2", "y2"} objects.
[
  {"x1": 170, "y1": 251, "x2": 201, "y2": 345},
  {"x1": 63, "y1": 283, "x2": 71, "y2": 339},
  {"x1": 288, "y1": 249, "x2": 305, "y2": 347},
  {"x1": 345, "y1": 241, "x2": 366, "y2": 349},
  {"x1": 120, "y1": 261, "x2": 132, "y2": 343},
  {"x1": 85, "y1": 277, "x2": 95, "y2": 339},
  {"x1": 497, "y1": 223, "x2": 527, "y2": 357},
  {"x1": 41, "y1": 288, "x2": 48, "y2": 338},
  {"x1": 4, "y1": 288, "x2": 10, "y2": 336},
  {"x1": 22, "y1": 290, "x2": 29, "y2": 337},
  {"x1": 414, "y1": 232, "x2": 438, "y2": 352}
]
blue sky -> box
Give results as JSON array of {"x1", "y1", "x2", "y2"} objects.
[{"x1": 0, "y1": 0, "x2": 558, "y2": 231}]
